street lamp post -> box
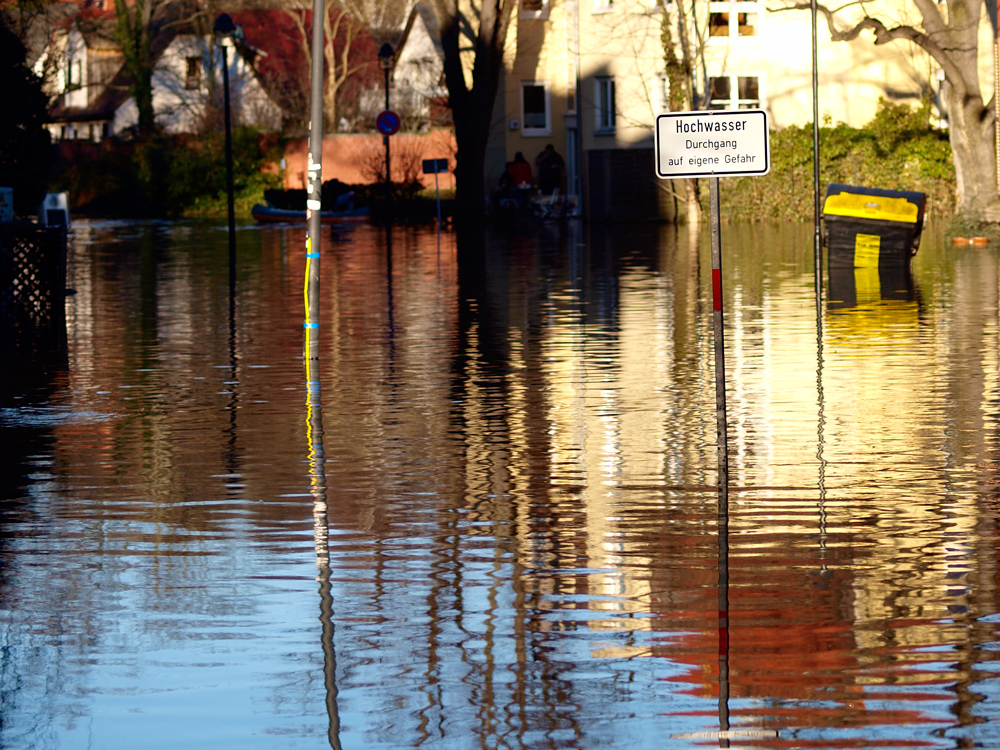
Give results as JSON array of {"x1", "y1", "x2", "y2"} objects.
[
  {"x1": 214, "y1": 13, "x2": 241, "y2": 303},
  {"x1": 377, "y1": 43, "x2": 395, "y2": 223}
]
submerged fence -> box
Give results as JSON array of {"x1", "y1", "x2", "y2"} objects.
[{"x1": 0, "y1": 222, "x2": 68, "y2": 341}]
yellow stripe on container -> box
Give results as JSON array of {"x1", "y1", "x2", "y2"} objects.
[
  {"x1": 854, "y1": 233, "x2": 881, "y2": 268},
  {"x1": 823, "y1": 193, "x2": 919, "y2": 223}
]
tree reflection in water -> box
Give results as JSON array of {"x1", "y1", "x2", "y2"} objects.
[{"x1": 0, "y1": 219, "x2": 997, "y2": 749}]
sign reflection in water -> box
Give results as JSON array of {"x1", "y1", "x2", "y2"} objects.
[{"x1": 0, "y1": 219, "x2": 999, "y2": 748}]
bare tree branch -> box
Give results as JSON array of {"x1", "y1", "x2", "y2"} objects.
[{"x1": 771, "y1": 2, "x2": 970, "y2": 97}]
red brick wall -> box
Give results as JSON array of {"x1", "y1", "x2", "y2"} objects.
[{"x1": 282, "y1": 130, "x2": 456, "y2": 190}]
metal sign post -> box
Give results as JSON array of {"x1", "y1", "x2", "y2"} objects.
[
  {"x1": 422, "y1": 158, "x2": 449, "y2": 236},
  {"x1": 656, "y1": 109, "x2": 770, "y2": 749},
  {"x1": 654, "y1": 109, "x2": 770, "y2": 498},
  {"x1": 303, "y1": 0, "x2": 325, "y2": 363},
  {"x1": 376, "y1": 110, "x2": 401, "y2": 227},
  {"x1": 709, "y1": 176, "x2": 728, "y2": 503}
]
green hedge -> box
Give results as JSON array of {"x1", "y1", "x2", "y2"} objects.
[
  {"x1": 167, "y1": 128, "x2": 283, "y2": 218},
  {"x1": 718, "y1": 99, "x2": 955, "y2": 221}
]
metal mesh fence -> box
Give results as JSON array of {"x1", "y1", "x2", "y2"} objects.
[{"x1": 0, "y1": 223, "x2": 68, "y2": 337}]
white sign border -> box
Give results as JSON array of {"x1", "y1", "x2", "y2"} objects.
[{"x1": 654, "y1": 109, "x2": 770, "y2": 180}]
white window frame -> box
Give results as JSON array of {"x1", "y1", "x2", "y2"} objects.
[
  {"x1": 520, "y1": 0, "x2": 550, "y2": 19},
  {"x1": 185, "y1": 57, "x2": 201, "y2": 90},
  {"x1": 706, "y1": 72, "x2": 764, "y2": 110},
  {"x1": 707, "y1": 1, "x2": 762, "y2": 42},
  {"x1": 595, "y1": 76, "x2": 616, "y2": 134},
  {"x1": 521, "y1": 81, "x2": 552, "y2": 137}
]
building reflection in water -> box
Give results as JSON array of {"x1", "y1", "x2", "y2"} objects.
[
  {"x1": 302, "y1": 221, "x2": 1000, "y2": 746},
  {"x1": 1, "y1": 220, "x2": 999, "y2": 748}
]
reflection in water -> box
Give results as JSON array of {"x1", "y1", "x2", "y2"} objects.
[
  {"x1": 1, "y1": 220, "x2": 1000, "y2": 748},
  {"x1": 307, "y1": 356, "x2": 342, "y2": 750}
]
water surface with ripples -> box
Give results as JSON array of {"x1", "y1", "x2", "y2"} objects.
[{"x1": 2, "y1": 218, "x2": 1000, "y2": 749}]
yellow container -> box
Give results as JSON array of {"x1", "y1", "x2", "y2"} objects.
[{"x1": 822, "y1": 184, "x2": 926, "y2": 269}]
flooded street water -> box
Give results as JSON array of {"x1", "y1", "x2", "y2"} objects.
[{"x1": 3, "y1": 217, "x2": 1000, "y2": 749}]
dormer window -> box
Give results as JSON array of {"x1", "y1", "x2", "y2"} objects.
[
  {"x1": 66, "y1": 58, "x2": 82, "y2": 89},
  {"x1": 62, "y1": 26, "x2": 87, "y2": 108}
]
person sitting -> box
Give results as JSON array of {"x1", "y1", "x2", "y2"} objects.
[
  {"x1": 493, "y1": 162, "x2": 518, "y2": 213},
  {"x1": 535, "y1": 144, "x2": 564, "y2": 196},
  {"x1": 496, "y1": 162, "x2": 515, "y2": 199},
  {"x1": 508, "y1": 152, "x2": 533, "y2": 188}
]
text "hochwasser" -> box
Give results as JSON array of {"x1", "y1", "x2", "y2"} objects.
[{"x1": 675, "y1": 118, "x2": 748, "y2": 133}]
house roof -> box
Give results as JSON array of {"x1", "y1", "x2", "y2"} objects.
[
  {"x1": 393, "y1": 2, "x2": 443, "y2": 63},
  {"x1": 48, "y1": 8, "x2": 182, "y2": 124}
]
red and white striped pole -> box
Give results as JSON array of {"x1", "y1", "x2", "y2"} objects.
[
  {"x1": 709, "y1": 175, "x2": 729, "y2": 500},
  {"x1": 709, "y1": 174, "x2": 731, "y2": 746}
]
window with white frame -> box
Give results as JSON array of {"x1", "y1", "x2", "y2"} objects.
[
  {"x1": 521, "y1": 82, "x2": 551, "y2": 136},
  {"x1": 521, "y1": 0, "x2": 549, "y2": 19},
  {"x1": 63, "y1": 49, "x2": 86, "y2": 107},
  {"x1": 707, "y1": 74, "x2": 761, "y2": 110},
  {"x1": 63, "y1": 28, "x2": 85, "y2": 93},
  {"x1": 185, "y1": 57, "x2": 201, "y2": 90},
  {"x1": 595, "y1": 77, "x2": 616, "y2": 133},
  {"x1": 184, "y1": 57, "x2": 201, "y2": 91},
  {"x1": 708, "y1": 1, "x2": 760, "y2": 39},
  {"x1": 66, "y1": 59, "x2": 80, "y2": 89}
]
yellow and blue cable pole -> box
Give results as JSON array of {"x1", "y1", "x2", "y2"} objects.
[{"x1": 304, "y1": 0, "x2": 325, "y2": 363}]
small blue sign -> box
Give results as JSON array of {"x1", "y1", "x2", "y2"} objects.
[
  {"x1": 422, "y1": 158, "x2": 449, "y2": 174},
  {"x1": 376, "y1": 110, "x2": 401, "y2": 136}
]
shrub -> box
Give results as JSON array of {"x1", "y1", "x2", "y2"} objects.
[
  {"x1": 57, "y1": 129, "x2": 283, "y2": 219},
  {"x1": 717, "y1": 99, "x2": 955, "y2": 222},
  {"x1": 166, "y1": 127, "x2": 283, "y2": 218}
]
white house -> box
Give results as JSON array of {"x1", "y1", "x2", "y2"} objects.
[
  {"x1": 32, "y1": 9, "x2": 282, "y2": 141},
  {"x1": 356, "y1": 2, "x2": 448, "y2": 133}
]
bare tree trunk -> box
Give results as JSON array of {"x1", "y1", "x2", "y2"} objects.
[
  {"x1": 786, "y1": 0, "x2": 1000, "y2": 218},
  {"x1": 684, "y1": 179, "x2": 702, "y2": 224},
  {"x1": 285, "y1": 3, "x2": 367, "y2": 133},
  {"x1": 435, "y1": 0, "x2": 514, "y2": 219},
  {"x1": 942, "y1": 85, "x2": 998, "y2": 218},
  {"x1": 661, "y1": 4, "x2": 702, "y2": 224},
  {"x1": 322, "y1": 7, "x2": 343, "y2": 129},
  {"x1": 115, "y1": 0, "x2": 156, "y2": 137}
]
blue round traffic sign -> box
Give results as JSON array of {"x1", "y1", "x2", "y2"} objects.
[{"x1": 376, "y1": 110, "x2": 401, "y2": 136}]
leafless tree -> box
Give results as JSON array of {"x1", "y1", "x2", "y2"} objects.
[
  {"x1": 281, "y1": 0, "x2": 371, "y2": 132},
  {"x1": 431, "y1": 0, "x2": 515, "y2": 217}
]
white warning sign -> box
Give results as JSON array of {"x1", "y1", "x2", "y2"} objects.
[{"x1": 655, "y1": 109, "x2": 770, "y2": 179}]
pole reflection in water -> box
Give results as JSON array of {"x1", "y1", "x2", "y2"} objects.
[
  {"x1": 306, "y1": 356, "x2": 342, "y2": 750},
  {"x1": 225, "y1": 279, "x2": 240, "y2": 492},
  {"x1": 6, "y1": 221, "x2": 1000, "y2": 749},
  {"x1": 816, "y1": 249, "x2": 827, "y2": 549},
  {"x1": 717, "y1": 480, "x2": 730, "y2": 749}
]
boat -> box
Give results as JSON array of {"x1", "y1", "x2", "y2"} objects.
[
  {"x1": 251, "y1": 185, "x2": 369, "y2": 225},
  {"x1": 251, "y1": 202, "x2": 370, "y2": 224}
]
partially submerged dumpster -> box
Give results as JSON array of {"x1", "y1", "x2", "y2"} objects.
[{"x1": 822, "y1": 184, "x2": 926, "y2": 269}]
